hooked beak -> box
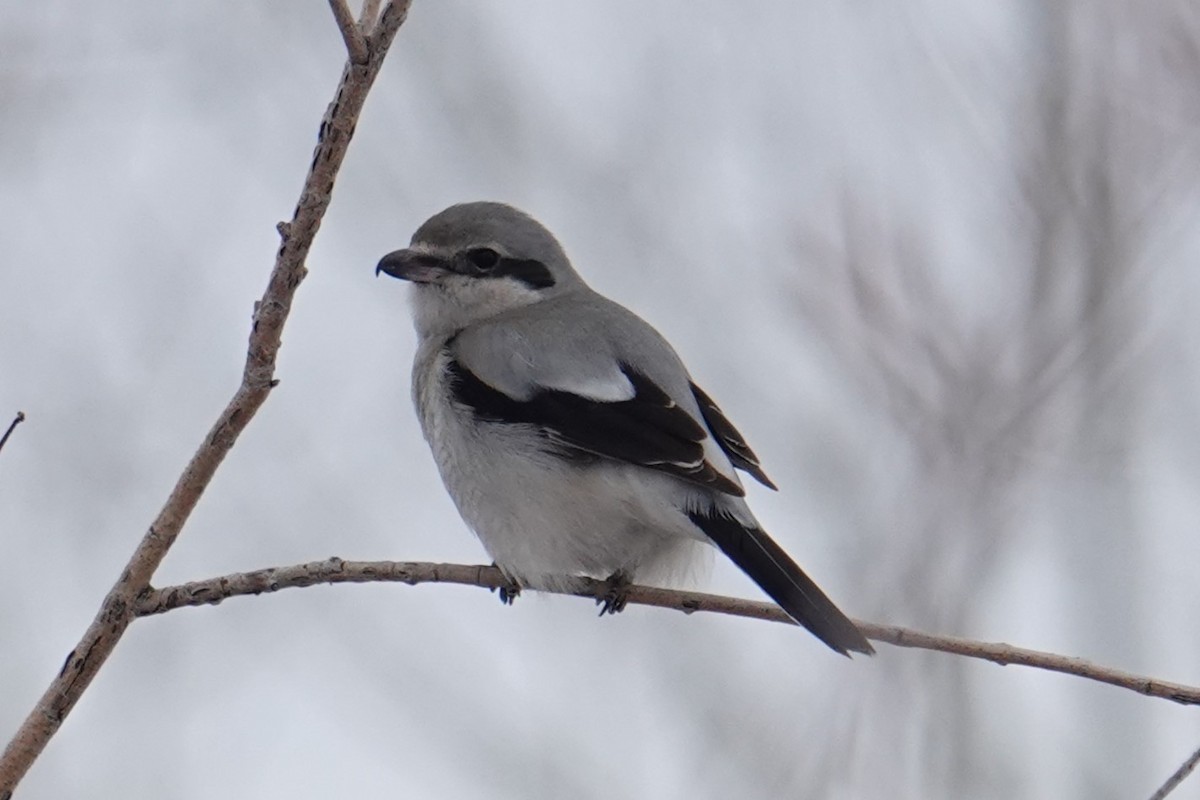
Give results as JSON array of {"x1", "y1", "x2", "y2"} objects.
[{"x1": 375, "y1": 248, "x2": 449, "y2": 284}]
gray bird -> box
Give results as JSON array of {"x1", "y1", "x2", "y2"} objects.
[{"x1": 376, "y1": 202, "x2": 872, "y2": 656}]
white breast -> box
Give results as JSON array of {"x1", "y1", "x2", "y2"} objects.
[{"x1": 410, "y1": 343, "x2": 709, "y2": 592}]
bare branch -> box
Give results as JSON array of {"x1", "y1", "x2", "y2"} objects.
[
  {"x1": 0, "y1": 411, "x2": 25, "y2": 456},
  {"x1": 0, "y1": 3, "x2": 412, "y2": 795},
  {"x1": 359, "y1": 0, "x2": 383, "y2": 33},
  {"x1": 1149, "y1": 743, "x2": 1200, "y2": 800},
  {"x1": 134, "y1": 558, "x2": 1200, "y2": 707},
  {"x1": 328, "y1": 0, "x2": 368, "y2": 64}
]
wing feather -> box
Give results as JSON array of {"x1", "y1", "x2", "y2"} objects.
[
  {"x1": 446, "y1": 357, "x2": 745, "y2": 496},
  {"x1": 690, "y1": 381, "x2": 777, "y2": 490}
]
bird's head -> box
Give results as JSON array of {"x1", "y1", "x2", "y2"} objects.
[{"x1": 377, "y1": 202, "x2": 584, "y2": 338}]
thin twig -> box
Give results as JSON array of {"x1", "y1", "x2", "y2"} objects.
[
  {"x1": 328, "y1": 0, "x2": 368, "y2": 64},
  {"x1": 1148, "y1": 743, "x2": 1200, "y2": 800},
  {"x1": 0, "y1": 3, "x2": 412, "y2": 796},
  {"x1": 133, "y1": 558, "x2": 1200, "y2": 707},
  {"x1": 0, "y1": 412, "x2": 25, "y2": 456},
  {"x1": 359, "y1": 0, "x2": 383, "y2": 33}
]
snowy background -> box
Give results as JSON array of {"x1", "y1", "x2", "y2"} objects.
[{"x1": 3, "y1": 2, "x2": 1200, "y2": 798}]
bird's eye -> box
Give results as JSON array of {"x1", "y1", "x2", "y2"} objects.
[{"x1": 465, "y1": 248, "x2": 501, "y2": 272}]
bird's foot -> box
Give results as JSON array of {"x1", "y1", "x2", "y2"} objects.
[
  {"x1": 497, "y1": 581, "x2": 521, "y2": 605},
  {"x1": 488, "y1": 565, "x2": 522, "y2": 605},
  {"x1": 596, "y1": 570, "x2": 632, "y2": 616}
]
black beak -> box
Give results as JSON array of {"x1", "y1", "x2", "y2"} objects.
[{"x1": 375, "y1": 249, "x2": 449, "y2": 283}]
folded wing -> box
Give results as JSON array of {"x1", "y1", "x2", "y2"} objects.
[
  {"x1": 447, "y1": 358, "x2": 747, "y2": 496},
  {"x1": 689, "y1": 382, "x2": 777, "y2": 490}
]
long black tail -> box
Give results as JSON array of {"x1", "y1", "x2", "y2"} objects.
[{"x1": 688, "y1": 510, "x2": 873, "y2": 656}]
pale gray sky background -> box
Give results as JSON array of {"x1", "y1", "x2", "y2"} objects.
[{"x1": 3, "y1": 2, "x2": 1200, "y2": 798}]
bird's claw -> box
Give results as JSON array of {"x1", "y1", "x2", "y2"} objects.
[
  {"x1": 488, "y1": 565, "x2": 522, "y2": 605},
  {"x1": 596, "y1": 571, "x2": 631, "y2": 616},
  {"x1": 497, "y1": 582, "x2": 521, "y2": 605}
]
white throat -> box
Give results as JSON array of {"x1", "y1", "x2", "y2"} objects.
[{"x1": 408, "y1": 277, "x2": 547, "y2": 341}]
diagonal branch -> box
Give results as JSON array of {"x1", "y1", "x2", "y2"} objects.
[
  {"x1": 0, "y1": 411, "x2": 25, "y2": 456},
  {"x1": 0, "y1": 3, "x2": 412, "y2": 796},
  {"x1": 1149, "y1": 742, "x2": 1200, "y2": 800},
  {"x1": 134, "y1": 558, "x2": 1200, "y2": 707}
]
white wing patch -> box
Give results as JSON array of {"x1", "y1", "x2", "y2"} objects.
[{"x1": 535, "y1": 368, "x2": 635, "y2": 402}]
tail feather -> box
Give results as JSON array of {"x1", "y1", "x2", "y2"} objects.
[{"x1": 688, "y1": 510, "x2": 873, "y2": 656}]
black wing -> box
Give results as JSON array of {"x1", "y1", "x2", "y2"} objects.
[
  {"x1": 447, "y1": 358, "x2": 745, "y2": 497},
  {"x1": 689, "y1": 382, "x2": 777, "y2": 490}
]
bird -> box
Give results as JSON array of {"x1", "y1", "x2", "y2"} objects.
[{"x1": 376, "y1": 201, "x2": 872, "y2": 656}]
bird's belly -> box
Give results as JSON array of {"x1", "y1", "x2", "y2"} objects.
[{"x1": 421, "y1": 395, "x2": 702, "y2": 590}]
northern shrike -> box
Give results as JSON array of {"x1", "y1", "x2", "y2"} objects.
[{"x1": 376, "y1": 202, "x2": 872, "y2": 656}]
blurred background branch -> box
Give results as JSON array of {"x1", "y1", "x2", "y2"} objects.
[{"x1": 788, "y1": 4, "x2": 1200, "y2": 793}]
